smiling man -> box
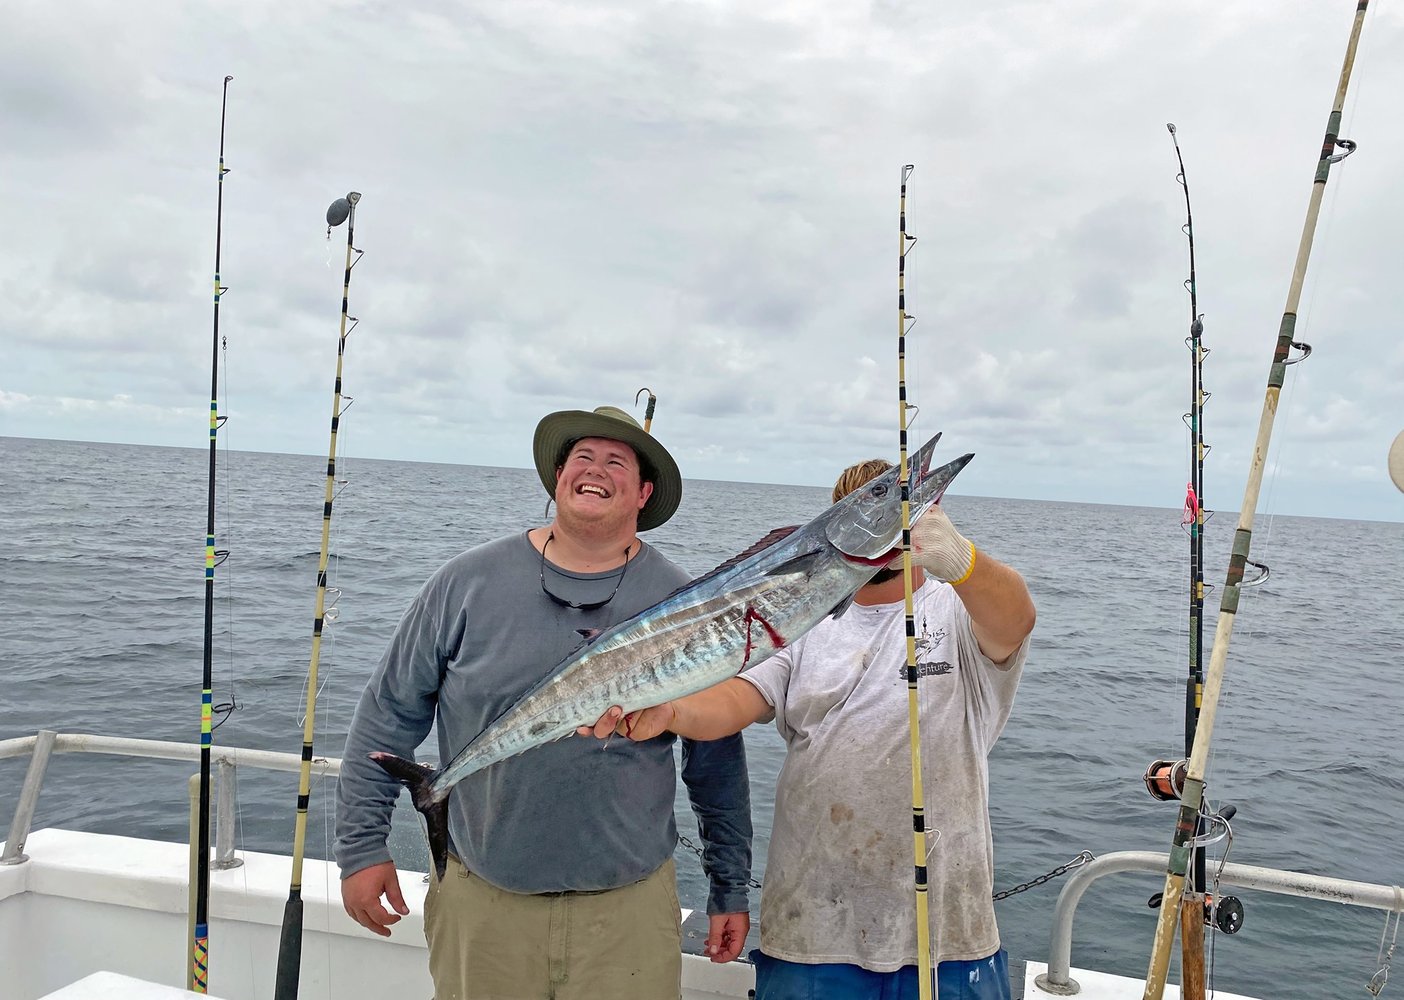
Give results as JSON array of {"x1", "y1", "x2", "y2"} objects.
[{"x1": 335, "y1": 404, "x2": 753, "y2": 1000}]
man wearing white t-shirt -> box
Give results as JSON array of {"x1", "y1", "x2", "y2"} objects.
[{"x1": 587, "y1": 458, "x2": 1036, "y2": 999}]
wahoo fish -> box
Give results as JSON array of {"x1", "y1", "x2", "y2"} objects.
[{"x1": 372, "y1": 433, "x2": 972, "y2": 878}]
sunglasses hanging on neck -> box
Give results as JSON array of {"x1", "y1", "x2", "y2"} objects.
[{"x1": 539, "y1": 531, "x2": 632, "y2": 611}]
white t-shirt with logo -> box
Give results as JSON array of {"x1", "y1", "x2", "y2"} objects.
[{"x1": 741, "y1": 579, "x2": 1027, "y2": 970}]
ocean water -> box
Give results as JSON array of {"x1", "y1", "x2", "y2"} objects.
[{"x1": 2, "y1": 435, "x2": 1401, "y2": 996}]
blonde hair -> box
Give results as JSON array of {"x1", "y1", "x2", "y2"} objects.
[{"x1": 832, "y1": 459, "x2": 894, "y2": 504}]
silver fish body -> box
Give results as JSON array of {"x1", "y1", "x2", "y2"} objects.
[{"x1": 371, "y1": 433, "x2": 971, "y2": 877}]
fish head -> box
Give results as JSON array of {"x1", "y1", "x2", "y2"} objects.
[{"x1": 823, "y1": 434, "x2": 973, "y2": 561}]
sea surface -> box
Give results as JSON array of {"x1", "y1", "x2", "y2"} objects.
[{"x1": 2, "y1": 436, "x2": 1402, "y2": 997}]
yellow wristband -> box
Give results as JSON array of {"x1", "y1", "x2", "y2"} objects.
[{"x1": 948, "y1": 542, "x2": 976, "y2": 586}]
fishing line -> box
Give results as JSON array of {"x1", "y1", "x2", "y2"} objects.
[
  {"x1": 903, "y1": 178, "x2": 928, "y2": 448},
  {"x1": 214, "y1": 332, "x2": 240, "y2": 732},
  {"x1": 1367, "y1": 904, "x2": 1400, "y2": 996},
  {"x1": 227, "y1": 785, "x2": 259, "y2": 1000}
]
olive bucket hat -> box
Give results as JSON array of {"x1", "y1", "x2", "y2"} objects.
[{"x1": 532, "y1": 405, "x2": 682, "y2": 531}]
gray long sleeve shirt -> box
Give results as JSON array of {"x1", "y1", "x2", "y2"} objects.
[{"x1": 334, "y1": 531, "x2": 753, "y2": 915}]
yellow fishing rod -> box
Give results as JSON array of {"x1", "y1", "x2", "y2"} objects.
[
  {"x1": 895, "y1": 163, "x2": 936, "y2": 1000},
  {"x1": 1141, "y1": 5, "x2": 1371, "y2": 997},
  {"x1": 274, "y1": 190, "x2": 364, "y2": 1000}
]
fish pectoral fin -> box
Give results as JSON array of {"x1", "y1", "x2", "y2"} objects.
[
  {"x1": 764, "y1": 547, "x2": 824, "y2": 578},
  {"x1": 828, "y1": 592, "x2": 856, "y2": 619}
]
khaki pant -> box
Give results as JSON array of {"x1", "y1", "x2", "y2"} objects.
[{"x1": 424, "y1": 855, "x2": 682, "y2": 1000}]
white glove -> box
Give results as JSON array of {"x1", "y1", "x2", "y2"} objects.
[{"x1": 910, "y1": 505, "x2": 975, "y2": 584}]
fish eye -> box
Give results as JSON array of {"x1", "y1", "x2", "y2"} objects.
[{"x1": 871, "y1": 483, "x2": 888, "y2": 498}]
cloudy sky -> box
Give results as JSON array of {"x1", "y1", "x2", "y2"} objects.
[{"x1": 4, "y1": 1, "x2": 1402, "y2": 521}]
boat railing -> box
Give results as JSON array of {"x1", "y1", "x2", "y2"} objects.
[
  {"x1": 7, "y1": 731, "x2": 1404, "y2": 997},
  {"x1": 1034, "y1": 850, "x2": 1404, "y2": 996},
  {"x1": 0, "y1": 729, "x2": 341, "y2": 870}
]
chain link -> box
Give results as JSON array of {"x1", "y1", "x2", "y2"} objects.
[
  {"x1": 992, "y1": 851, "x2": 1096, "y2": 901},
  {"x1": 677, "y1": 835, "x2": 1094, "y2": 899}
]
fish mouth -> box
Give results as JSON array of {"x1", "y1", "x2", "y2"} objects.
[
  {"x1": 844, "y1": 550, "x2": 898, "y2": 567},
  {"x1": 825, "y1": 446, "x2": 974, "y2": 559},
  {"x1": 907, "y1": 452, "x2": 974, "y2": 520}
]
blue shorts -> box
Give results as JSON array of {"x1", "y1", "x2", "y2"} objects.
[{"x1": 751, "y1": 948, "x2": 1011, "y2": 1000}]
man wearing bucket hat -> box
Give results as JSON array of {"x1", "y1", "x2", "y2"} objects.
[{"x1": 335, "y1": 404, "x2": 753, "y2": 1000}]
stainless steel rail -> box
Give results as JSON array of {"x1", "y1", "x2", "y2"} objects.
[
  {"x1": 1, "y1": 730, "x2": 341, "y2": 867},
  {"x1": 1033, "y1": 851, "x2": 1404, "y2": 996}
]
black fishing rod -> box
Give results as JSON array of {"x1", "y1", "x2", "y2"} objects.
[
  {"x1": 894, "y1": 163, "x2": 936, "y2": 1000},
  {"x1": 1141, "y1": 5, "x2": 1369, "y2": 997},
  {"x1": 274, "y1": 190, "x2": 364, "y2": 1000},
  {"x1": 1167, "y1": 123, "x2": 1208, "y2": 768},
  {"x1": 192, "y1": 73, "x2": 233, "y2": 995},
  {"x1": 1150, "y1": 121, "x2": 1216, "y2": 1000}
]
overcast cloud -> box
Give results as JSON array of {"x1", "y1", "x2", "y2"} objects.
[{"x1": 3, "y1": 0, "x2": 1402, "y2": 521}]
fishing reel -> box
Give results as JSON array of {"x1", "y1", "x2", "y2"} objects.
[
  {"x1": 1143, "y1": 758, "x2": 1189, "y2": 802},
  {"x1": 1146, "y1": 889, "x2": 1245, "y2": 935},
  {"x1": 1142, "y1": 760, "x2": 1246, "y2": 936}
]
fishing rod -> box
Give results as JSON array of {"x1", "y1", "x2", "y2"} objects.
[
  {"x1": 1167, "y1": 122, "x2": 1209, "y2": 770},
  {"x1": 635, "y1": 387, "x2": 657, "y2": 433},
  {"x1": 273, "y1": 190, "x2": 364, "y2": 1000},
  {"x1": 191, "y1": 73, "x2": 233, "y2": 995},
  {"x1": 1142, "y1": 122, "x2": 1217, "y2": 999},
  {"x1": 895, "y1": 163, "x2": 937, "y2": 1000},
  {"x1": 1140, "y1": 6, "x2": 1369, "y2": 998}
]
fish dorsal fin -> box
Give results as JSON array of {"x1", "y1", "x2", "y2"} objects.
[{"x1": 661, "y1": 525, "x2": 802, "y2": 600}]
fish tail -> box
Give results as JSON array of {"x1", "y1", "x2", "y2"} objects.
[{"x1": 368, "y1": 751, "x2": 451, "y2": 881}]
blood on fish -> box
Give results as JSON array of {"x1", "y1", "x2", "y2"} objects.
[
  {"x1": 847, "y1": 548, "x2": 901, "y2": 568},
  {"x1": 742, "y1": 606, "x2": 786, "y2": 662}
]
